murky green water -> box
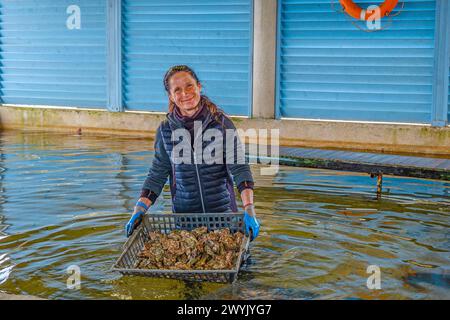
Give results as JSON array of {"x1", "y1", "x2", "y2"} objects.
[{"x1": 0, "y1": 130, "x2": 449, "y2": 300}]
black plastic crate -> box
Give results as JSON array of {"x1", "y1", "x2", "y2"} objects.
[{"x1": 111, "y1": 213, "x2": 250, "y2": 283}]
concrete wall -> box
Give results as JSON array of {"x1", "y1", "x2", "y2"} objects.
[
  {"x1": 252, "y1": 0, "x2": 277, "y2": 119},
  {"x1": 1, "y1": 105, "x2": 448, "y2": 156}
]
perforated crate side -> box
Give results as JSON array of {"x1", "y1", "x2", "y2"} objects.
[{"x1": 112, "y1": 213, "x2": 248, "y2": 283}]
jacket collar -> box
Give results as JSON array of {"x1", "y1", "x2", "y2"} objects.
[{"x1": 166, "y1": 99, "x2": 215, "y2": 132}]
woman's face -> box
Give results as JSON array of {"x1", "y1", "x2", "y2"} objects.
[{"x1": 168, "y1": 71, "x2": 202, "y2": 114}]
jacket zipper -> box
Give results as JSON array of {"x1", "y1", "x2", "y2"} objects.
[
  {"x1": 192, "y1": 146, "x2": 206, "y2": 213},
  {"x1": 192, "y1": 121, "x2": 206, "y2": 213}
]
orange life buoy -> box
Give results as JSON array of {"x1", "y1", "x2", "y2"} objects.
[{"x1": 339, "y1": 0, "x2": 399, "y2": 21}]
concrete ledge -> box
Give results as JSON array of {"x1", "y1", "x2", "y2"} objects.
[
  {"x1": 0, "y1": 292, "x2": 45, "y2": 300},
  {"x1": 0, "y1": 105, "x2": 449, "y2": 156}
]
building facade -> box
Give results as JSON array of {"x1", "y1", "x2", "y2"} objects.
[{"x1": 0, "y1": 0, "x2": 449, "y2": 155}]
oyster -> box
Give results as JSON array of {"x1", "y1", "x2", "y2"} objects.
[
  {"x1": 149, "y1": 231, "x2": 162, "y2": 242},
  {"x1": 192, "y1": 226, "x2": 208, "y2": 238},
  {"x1": 174, "y1": 261, "x2": 190, "y2": 270},
  {"x1": 163, "y1": 255, "x2": 177, "y2": 267},
  {"x1": 136, "y1": 227, "x2": 245, "y2": 271}
]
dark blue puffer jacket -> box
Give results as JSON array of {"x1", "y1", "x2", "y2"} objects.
[{"x1": 141, "y1": 107, "x2": 254, "y2": 213}]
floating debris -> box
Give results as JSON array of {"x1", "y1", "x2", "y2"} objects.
[{"x1": 136, "y1": 227, "x2": 244, "y2": 270}]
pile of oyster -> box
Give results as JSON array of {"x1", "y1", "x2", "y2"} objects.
[{"x1": 136, "y1": 227, "x2": 244, "y2": 270}]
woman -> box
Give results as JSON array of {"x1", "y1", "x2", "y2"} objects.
[{"x1": 125, "y1": 65, "x2": 260, "y2": 240}]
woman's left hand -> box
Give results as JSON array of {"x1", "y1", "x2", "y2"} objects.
[{"x1": 244, "y1": 204, "x2": 260, "y2": 241}]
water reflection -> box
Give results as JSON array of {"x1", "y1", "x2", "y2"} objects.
[
  {"x1": 0, "y1": 129, "x2": 448, "y2": 299},
  {"x1": 0, "y1": 133, "x2": 15, "y2": 286}
]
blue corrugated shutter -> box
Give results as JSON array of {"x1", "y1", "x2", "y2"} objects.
[
  {"x1": 122, "y1": 0, "x2": 252, "y2": 116},
  {"x1": 0, "y1": 0, "x2": 107, "y2": 108},
  {"x1": 278, "y1": 0, "x2": 436, "y2": 123}
]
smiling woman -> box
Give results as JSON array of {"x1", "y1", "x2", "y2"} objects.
[
  {"x1": 166, "y1": 69, "x2": 203, "y2": 117},
  {"x1": 125, "y1": 65, "x2": 260, "y2": 241}
]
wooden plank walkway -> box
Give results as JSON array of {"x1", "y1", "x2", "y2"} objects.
[{"x1": 275, "y1": 147, "x2": 450, "y2": 180}]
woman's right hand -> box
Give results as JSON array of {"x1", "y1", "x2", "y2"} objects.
[{"x1": 125, "y1": 198, "x2": 152, "y2": 237}]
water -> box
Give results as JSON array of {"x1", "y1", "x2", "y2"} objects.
[{"x1": 0, "y1": 129, "x2": 449, "y2": 300}]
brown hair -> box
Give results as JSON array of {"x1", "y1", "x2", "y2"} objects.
[{"x1": 163, "y1": 65, "x2": 224, "y2": 120}]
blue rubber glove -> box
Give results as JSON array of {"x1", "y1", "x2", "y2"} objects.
[
  {"x1": 125, "y1": 199, "x2": 150, "y2": 237},
  {"x1": 244, "y1": 204, "x2": 260, "y2": 241}
]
